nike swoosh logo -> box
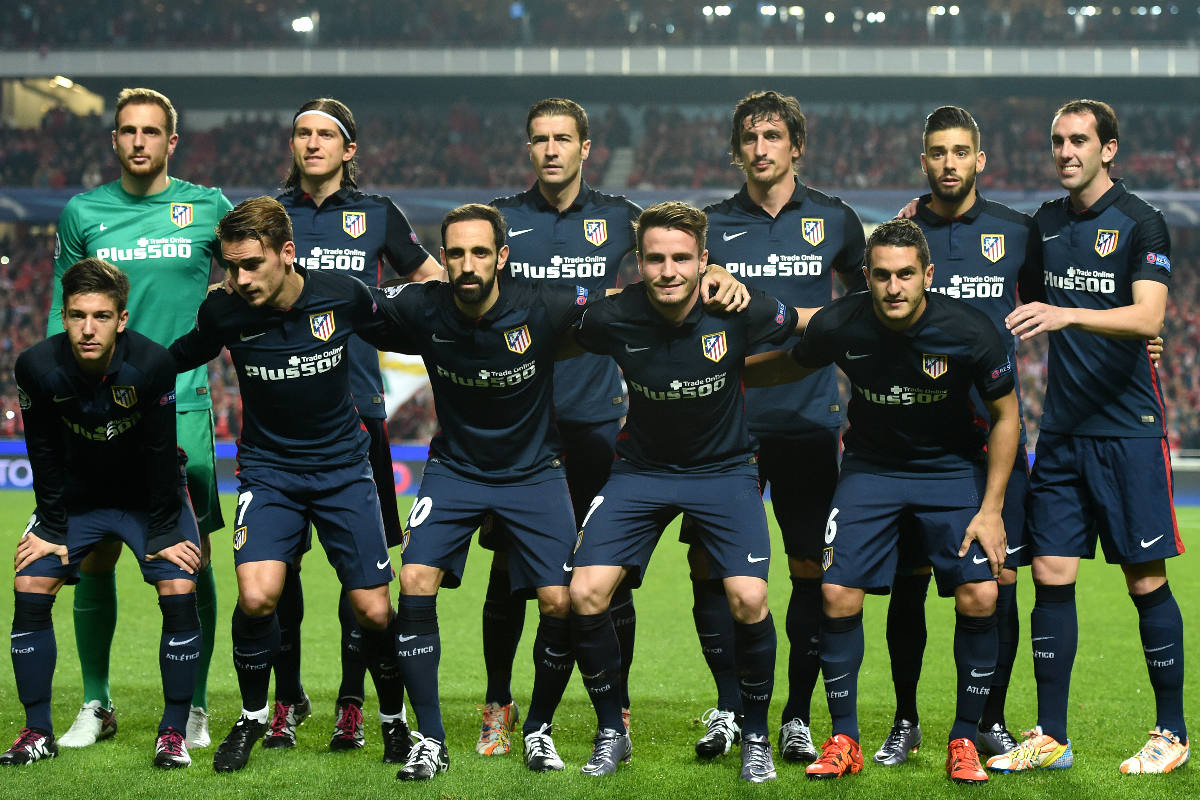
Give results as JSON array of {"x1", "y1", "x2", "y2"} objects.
[
  {"x1": 376, "y1": 558, "x2": 391, "y2": 570},
  {"x1": 397, "y1": 634, "x2": 418, "y2": 642},
  {"x1": 233, "y1": 649, "x2": 270, "y2": 658},
  {"x1": 1042, "y1": 233, "x2": 1060, "y2": 242},
  {"x1": 972, "y1": 555, "x2": 988, "y2": 564},
  {"x1": 1031, "y1": 636, "x2": 1053, "y2": 642},
  {"x1": 10, "y1": 632, "x2": 33, "y2": 639},
  {"x1": 432, "y1": 334, "x2": 455, "y2": 343},
  {"x1": 1006, "y1": 545, "x2": 1026, "y2": 554},
  {"x1": 970, "y1": 668, "x2": 995, "y2": 678},
  {"x1": 747, "y1": 554, "x2": 769, "y2": 564},
  {"x1": 824, "y1": 673, "x2": 850, "y2": 684},
  {"x1": 742, "y1": 679, "x2": 770, "y2": 687},
  {"x1": 722, "y1": 231, "x2": 748, "y2": 242},
  {"x1": 1140, "y1": 535, "x2": 1164, "y2": 549},
  {"x1": 508, "y1": 228, "x2": 534, "y2": 237},
  {"x1": 625, "y1": 344, "x2": 649, "y2": 353},
  {"x1": 562, "y1": 563, "x2": 573, "y2": 572},
  {"x1": 98, "y1": 223, "x2": 107, "y2": 231},
  {"x1": 698, "y1": 632, "x2": 721, "y2": 638},
  {"x1": 168, "y1": 635, "x2": 199, "y2": 647},
  {"x1": 545, "y1": 649, "x2": 571, "y2": 658},
  {"x1": 239, "y1": 331, "x2": 268, "y2": 341},
  {"x1": 1144, "y1": 643, "x2": 1174, "y2": 653},
  {"x1": 52, "y1": 395, "x2": 75, "y2": 403},
  {"x1": 844, "y1": 351, "x2": 870, "y2": 360}
]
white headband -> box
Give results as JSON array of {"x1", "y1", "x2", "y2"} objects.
[{"x1": 293, "y1": 109, "x2": 353, "y2": 143}]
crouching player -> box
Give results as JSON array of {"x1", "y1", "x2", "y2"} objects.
[{"x1": 5, "y1": 259, "x2": 203, "y2": 768}]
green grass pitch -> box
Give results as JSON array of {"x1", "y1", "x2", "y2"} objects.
[{"x1": 0, "y1": 490, "x2": 1196, "y2": 799}]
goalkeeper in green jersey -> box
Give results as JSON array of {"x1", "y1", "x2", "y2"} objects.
[{"x1": 48, "y1": 88, "x2": 231, "y2": 751}]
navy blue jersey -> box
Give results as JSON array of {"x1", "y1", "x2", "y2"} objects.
[
  {"x1": 792, "y1": 291, "x2": 1014, "y2": 475},
  {"x1": 362, "y1": 279, "x2": 589, "y2": 483},
  {"x1": 491, "y1": 182, "x2": 641, "y2": 425},
  {"x1": 279, "y1": 188, "x2": 432, "y2": 419},
  {"x1": 15, "y1": 330, "x2": 181, "y2": 549},
  {"x1": 575, "y1": 286, "x2": 798, "y2": 472},
  {"x1": 706, "y1": 180, "x2": 865, "y2": 435},
  {"x1": 1034, "y1": 180, "x2": 1172, "y2": 438},
  {"x1": 914, "y1": 193, "x2": 1043, "y2": 444},
  {"x1": 169, "y1": 267, "x2": 375, "y2": 471}
]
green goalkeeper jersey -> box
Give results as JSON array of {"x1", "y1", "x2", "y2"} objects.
[{"x1": 50, "y1": 178, "x2": 233, "y2": 412}]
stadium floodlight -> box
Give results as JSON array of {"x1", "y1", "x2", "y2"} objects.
[
  {"x1": 0, "y1": 255, "x2": 8, "y2": 265},
  {"x1": 1151, "y1": 4, "x2": 1161, "y2": 13},
  {"x1": 789, "y1": 5, "x2": 804, "y2": 17},
  {"x1": 949, "y1": 4, "x2": 960, "y2": 14},
  {"x1": 760, "y1": 4, "x2": 778, "y2": 16},
  {"x1": 292, "y1": 15, "x2": 314, "y2": 33},
  {"x1": 1068, "y1": 5, "x2": 1078, "y2": 13},
  {"x1": 825, "y1": 11, "x2": 835, "y2": 22},
  {"x1": 715, "y1": 4, "x2": 732, "y2": 16},
  {"x1": 51, "y1": 75, "x2": 74, "y2": 89},
  {"x1": 703, "y1": 5, "x2": 714, "y2": 15}
]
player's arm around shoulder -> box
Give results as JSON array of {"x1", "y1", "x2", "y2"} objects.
[
  {"x1": 742, "y1": 293, "x2": 821, "y2": 387},
  {"x1": 359, "y1": 282, "x2": 427, "y2": 353},
  {"x1": 141, "y1": 341, "x2": 195, "y2": 571},
  {"x1": 168, "y1": 290, "x2": 227, "y2": 372},
  {"x1": 1006, "y1": 279, "x2": 1167, "y2": 342}
]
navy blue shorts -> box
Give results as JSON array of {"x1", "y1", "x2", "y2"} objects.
[
  {"x1": 822, "y1": 467, "x2": 995, "y2": 598},
  {"x1": 1027, "y1": 432, "x2": 1183, "y2": 564},
  {"x1": 18, "y1": 488, "x2": 201, "y2": 586},
  {"x1": 232, "y1": 460, "x2": 392, "y2": 590},
  {"x1": 573, "y1": 462, "x2": 771, "y2": 587},
  {"x1": 402, "y1": 462, "x2": 576, "y2": 595},
  {"x1": 362, "y1": 416, "x2": 403, "y2": 548}
]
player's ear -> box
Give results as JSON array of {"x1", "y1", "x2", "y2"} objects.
[
  {"x1": 343, "y1": 141, "x2": 357, "y2": 162},
  {"x1": 496, "y1": 244, "x2": 509, "y2": 271},
  {"x1": 280, "y1": 240, "x2": 295, "y2": 268},
  {"x1": 439, "y1": 247, "x2": 448, "y2": 268},
  {"x1": 699, "y1": 249, "x2": 709, "y2": 270},
  {"x1": 924, "y1": 262, "x2": 935, "y2": 289},
  {"x1": 167, "y1": 133, "x2": 179, "y2": 158},
  {"x1": 920, "y1": 152, "x2": 928, "y2": 176},
  {"x1": 1101, "y1": 138, "x2": 1118, "y2": 170},
  {"x1": 976, "y1": 149, "x2": 986, "y2": 174},
  {"x1": 117, "y1": 308, "x2": 129, "y2": 333},
  {"x1": 581, "y1": 138, "x2": 591, "y2": 162}
]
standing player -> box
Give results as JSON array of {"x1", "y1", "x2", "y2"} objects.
[
  {"x1": 746, "y1": 218, "x2": 1020, "y2": 784},
  {"x1": 568, "y1": 201, "x2": 802, "y2": 783},
  {"x1": 874, "y1": 106, "x2": 1042, "y2": 766},
  {"x1": 49, "y1": 87, "x2": 230, "y2": 751},
  {"x1": 987, "y1": 100, "x2": 1188, "y2": 775},
  {"x1": 268, "y1": 97, "x2": 441, "y2": 758},
  {"x1": 168, "y1": 197, "x2": 406, "y2": 774},
  {"x1": 5, "y1": 259, "x2": 203, "y2": 769},
  {"x1": 481, "y1": 98, "x2": 641, "y2": 756},
  {"x1": 686, "y1": 90, "x2": 865, "y2": 764}
]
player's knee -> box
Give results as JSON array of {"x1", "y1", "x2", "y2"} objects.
[
  {"x1": 568, "y1": 577, "x2": 611, "y2": 616},
  {"x1": 349, "y1": 588, "x2": 393, "y2": 630},
  {"x1": 727, "y1": 591, "x2": 769, "y2": 624},
  {"x1": 536, "y1": 586, "x2": 570, "y2": 618},
  {"x1": 237, "y1": 587, "x2": 279, "y2": 617},
  {"x1": 821, "y1": 583, "x2": 863, "y2": 618},
  {"x1": 954, "y1": 580, "x2": 997, "y2": 617},
  {"x1": 399, "y1": 564, "x2": 441, "y2": 595},
  {"x1": 997, "y1": 567, "x2": 1018, "y2": 586},
  {"x1": 13, "y1": 576, "x2": 62, "y2": 595}
]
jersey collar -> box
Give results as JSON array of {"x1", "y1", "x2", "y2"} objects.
[
  {"x1": 526, "y1": 180, "x2": 594, "y2": 214},
  {"x1": 1066, "y1": 178, "x2": 1126, "y2": 219},
  {"x1": 288, "y1": 186, "x2": 353, "y2": 209},
  {"x1": 915, "y1": 192, "x2": 985, "y2": 226},
  {"x1": 732, "y1": 178, "x2": 808, "y2": 216}
]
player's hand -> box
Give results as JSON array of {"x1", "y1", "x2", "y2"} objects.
[
  {"x1": 959, "y1": 510, "x2": 1006, "y2": 578},
  {"x1": 896, "y1": 197, "x2": 920, "y2": 219},
  {"x1": 701, "y1": 264, "x2": 750, "y2": 312},
  {"x1": 14, "y1": 531, "x2": 68, "y2": 572},
  {"x1": 1147, "y1": 335, "x2": 1163, "y2": 365},
  {"x1": 147, "y1": 540, "x2": 202, "y2": 574},
  {"x1": 1005, "y1": 301, "x2": 1073, "y2": 341}
]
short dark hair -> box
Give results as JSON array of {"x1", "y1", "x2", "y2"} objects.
[
  {"x1": 284, "y1": 97, "x2": 359, "y2": 191},
  {"x1": 635, "y1": 201, "x2": 707, "y2": 254},
  {"x1": 1054, "y1": 98, "x2": 1119, "y2": 170},
  {"x1": 526, "y1": 98, "x2": 589, "y2": 141},
  {"x1": 730, "y1": 90, "x2": 806, "y2": 168},
  {"x1": 115, "y1": 87, "x2": 178, "y2": 136},
  {"x1": 441, "y1": 203, "x2": 506, "y2": 251},
  {"x1": 217, "y1": 196, "x2": 294, "y2": 254},
  {"x1": 866, "y1": 219, "x2": 930, "y2": 270},
  {"x1": 923, "y1": 105, "x2": 980, "y2": 149},
  {"x1": 61, "y1": 258, "x2": 130, "y2": 313}
]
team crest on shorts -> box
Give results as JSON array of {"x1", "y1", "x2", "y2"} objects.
[
  {"x1": 573, "y1": 529, "x2": 584, "y2": 555},
  {"x1": 1094, "y1": 229, "x2": 1119, "y2": 257},
  {"x1": 981, "y1": 234, "x2": 1005, "y2": 263},
  {"x1": 310, "y1": 311, "x2": 335, "y2": 342},
  {"x1": 342, "y1": 211, "x2": 366, "y2": 238},
  {"x1": 170, "y1": 203, "x2": 193, "y2": 228},
  {"x1": 822, "y1": 546, "x2": 833, "y2": 571},
  {"x1": 922, "y1": 354, "x2": 949, "y2": 379},
  {"x1": 802, "y1": 218, "x2": 825, "y2": 247},
  {"x1": 504, "y1": 324, "x2": 532, "y2": 354},
  {"x1": 702, "y1": 331, "x2": 727, "y2": 363},
  {"x1": 17, "y1": 388, "x2": 30, "y2": 410},
  {"x1": 111, "y1": 385, "x2": 137, "y2": 408},
  {"x1": 400, "y1": 529, "x2": 411, "y2": 553},
  {"x1": 233, "y1": 526, "x2": 247, "y2": 551},
  {"x1": 584, "y1": 219, "x2": 607, "y2": 246}
]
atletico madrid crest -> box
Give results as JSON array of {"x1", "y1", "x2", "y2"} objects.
[
  {"x1": 922, "y1": 353, "x2": 949, "y2": 379},
  {"x1": 981, "y1": 234, "x2": 1005, "y2": 263},
  {"x1": 584, "y1": 219, "x2": 607, "y2": 246},
  {"x1": 343, "y1": 211, "x2": 366, "y2": 238},
  {"x1": 702, "y1": 331, "x2": 727, "y2": 363},
  {"x1": 170, "y1": 203, "x2": 193, "y2": 228},
  {"x1": 802, "y1": 218, "x2": 825, "y2": 246},
  {"x1": 111, "y1": 385, "x2": 137, "y2": 408},
  {"x1": 822, "y1": 546, "x2": 834, "y2": 571},
  {"x1": 1094, "y1": 229, "x2": 1119, "y2": 257},
  {"x1": 233, "y1": 527, "x2": 247, "y2": 551},
  {"x1": 504, "y1": 324, "x2": 532, "y2": 354},
  {"x1": 310, "y1": 311, "x2": 335, "y2": 342}
]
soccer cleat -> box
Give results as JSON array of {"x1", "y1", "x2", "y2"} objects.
[
  {"x1": 975, "y1": 721, "x2": 1019, "y2": 757},
  {"x1": 262, "y1": 694, "x2": 312, "y2": 749},
  {"x1": 212, "y1": 714, "x2": 267, "y2": 772},
  {"x1": 475, "y1": 701, "x2": 520, "y2": 756},
  {"x1": 186, "y1": 706, "x2": 211, "y2": 749},
  {"x1": 779, "y1": 717, "x2": 819, "y2": 762},
  {"x1": 806, "y1": 734, "x2": 864, "y2": 780},
  {"x1": 0, "y1": 728, "x2": 58, "y2": 766},
  {"x1": 396, "y1": 733, "x2": 448, "y2": 781},
  {"x1": 1119, "y1": 728, "x2": 1190, "y2": 774},
  {"x1": 946, "y1": 737, "x2": 987, "y2": 784},
  {"x1": 58, "y1": 700, "x2": 118, "y2": 748},
  {"x1": 381, "y1": 717, "x2": 413, "y2": 764},
  {"x1": 523, "y1": 723, "x2": 564, "y2": 772},
  {"x1": 153, "y1": 727, "x2": 191, "y2": 769},
  {"x1": 695, "y1": 708, "x2": 741, "y2": 758},
  {"x1": 874, "y1": 718, "x2": 922, "y2": 765},
  {"x1": 740, "y1": 733, "x2": 777, "y2": 783},
  {"x1": 329, "y1": 701, "x2": 366, "y2": 751},
  {"x1": 622, "y1": 707, "x2": 633, "y2": 757},
  {"x1": 985, "y1": 727, "x2": 1073, "y2": 772},
  {"x1": 581, "y1": 727, "x2": 632, "y2": 777}
]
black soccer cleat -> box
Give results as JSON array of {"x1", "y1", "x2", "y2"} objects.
[
  {"x1": 0, "y1": 728, "x2": 58, "y2": 766},
  {"x1": 213, "y1": 715, "x2": 267, "y2": 772},
  {"x1": 396, "y1": 733, "x2": 448, "y2": 781},
  {"x1": 381, "y1": 717, "x2": 413, "y2": 764},
  {"x1": 262, "y1": 695, "x2": 311, "y2": 749}
]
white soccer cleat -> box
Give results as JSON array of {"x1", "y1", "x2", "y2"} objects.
[
  {"x1": 58, "y1": 700, "x2": 118, "y2": 748},
  {"x1": 186, "y1": 705, "x2": 211, "y2": 749}
]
